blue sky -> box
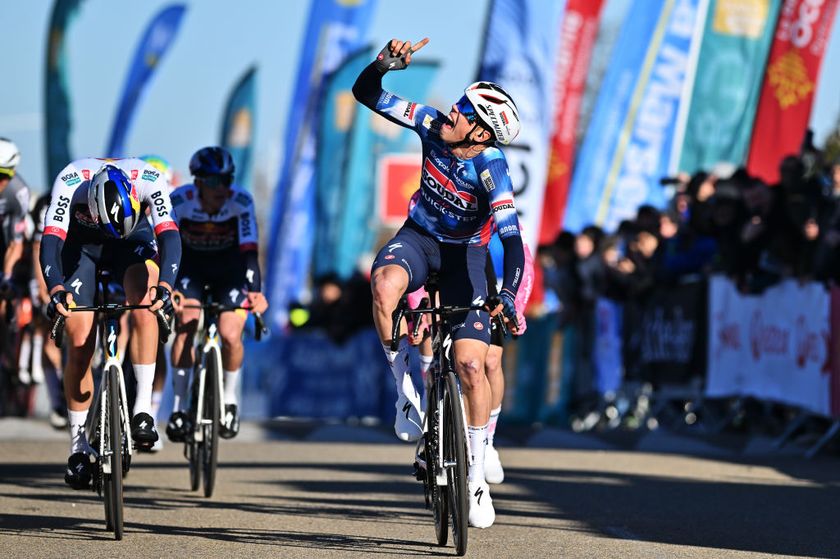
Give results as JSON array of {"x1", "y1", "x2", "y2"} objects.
[{"x1": 2, "y1": 0, "x2": 839, "y2": 193}]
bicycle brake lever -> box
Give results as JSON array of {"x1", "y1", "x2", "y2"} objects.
[
  {"x1": 50, "y1": 316, "x2": 66, "y2": 349},
  {"x1": 156, "y1": 309, "x2": 172, "y2": 344}
]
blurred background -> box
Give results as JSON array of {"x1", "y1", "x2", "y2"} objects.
[{"x1": 4, "y1": 0, "x2": 840, "y2": 455}]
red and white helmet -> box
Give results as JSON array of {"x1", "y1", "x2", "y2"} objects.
[{"x1": 464, "y1": 82, "x2": 521, "y2": 145}]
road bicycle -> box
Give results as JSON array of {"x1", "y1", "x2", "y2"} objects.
[
  {"x1": 51, "y1": 272, "x2": 171, "y2": 540},
  {"x1": 391, "y1": 274, "x2": 509, "y2": 556},
  {"x1": 176, "y1": 289, "x2": 267, "y2": 498}
]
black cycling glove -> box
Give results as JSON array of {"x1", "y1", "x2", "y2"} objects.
[
  {"x1": 374, "y1": 43, "x2": 409, "y2": 73},
  {"x1": 47, "y1": 290, "x2": 71, "y2": 321},
  {"x1": 152, "y1": 285, "x2": 174, "y2": 320}
]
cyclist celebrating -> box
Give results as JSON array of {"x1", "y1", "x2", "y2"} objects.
[
  {"x1": 40, "y1": 157, "x2": 181, "y2": 489},
  {"x1": 354, "y1": 38, "x2": 524, "y2": 529},
  {"x1": 0, "y1": 138, "x2": 31, "y2": 371},
  {"x1": 166, "y1": 147, "x2": 267, "y2": 443}
]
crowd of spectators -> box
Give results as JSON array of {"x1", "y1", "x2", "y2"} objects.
[{"x1": 535, "y1": 135, "x2": 840, "y2": 417}]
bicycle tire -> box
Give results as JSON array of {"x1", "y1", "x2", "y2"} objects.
[
  {"x1": 202, "y1": 346, "x2": 220, "y2": 498},
  {"x1": 444, "y1": 370, "x2": 468, "y2": 556},
  {"x1": 426, "y1": 376, "x2": 449, "y2": 546},
  {"x1": 106, "y1": 365, "x2": 124, "y2": 540}
]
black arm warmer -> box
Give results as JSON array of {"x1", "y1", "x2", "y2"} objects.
[
  {"x1": 243, "y1": 250, "x2": 261, "y2": 292},
  {"x1": 352, "y1": 62, "x2": 386, "y2": 111},
  {"x1": 157, "y1": 229, "x2": 182, "y2": 287},
  {"x1": 500, "y1": 234, "x2": 525, "y2": 295},
  {"x1": 40, "y1": 234, "x2": 65, "y2": 292}
]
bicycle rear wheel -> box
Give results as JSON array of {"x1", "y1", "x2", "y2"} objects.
[
  {"x1": 105, "y1": 365, "x2": 124, "y2": 540},
  {"x1": 202, "y1": 347, "x2": 220, "y2": 498},
  {"x1": 444, "y1": 370, "x2": 468, "y2": 556}
]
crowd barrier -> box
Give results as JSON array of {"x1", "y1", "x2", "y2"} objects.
[{"x1": 241, "y1": 276, "x2": 840, "y2": 456}]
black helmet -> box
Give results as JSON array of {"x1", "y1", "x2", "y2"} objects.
[{"x1": 189, "y1": 146, "x2": 235, "y2": 178}]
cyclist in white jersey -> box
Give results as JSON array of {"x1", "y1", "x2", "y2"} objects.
[{"x1": 40, "y1": 157, "x2": 181, "y2": 489}]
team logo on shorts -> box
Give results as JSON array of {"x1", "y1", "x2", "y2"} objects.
[{"x1": 474, "y1": 321, "x2": 484, "y2": 331}]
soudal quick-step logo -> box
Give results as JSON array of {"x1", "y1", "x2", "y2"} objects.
[
  {"x1": 492, "y1": 199, "x2": 515, "y2": 212},
  {"x1": 422, "y1": 159, "x2": 477, "y2": 212}
]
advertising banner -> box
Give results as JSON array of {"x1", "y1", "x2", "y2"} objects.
[
  {"x1": 706, "y1": 276, "x2": 831, "y2": 415},
  {"x1": 220, "y1": 66, "x2": 257, "y2": 191},
  {"x1": 746, "y1": 0, "x2": 839, "y2": 183}
]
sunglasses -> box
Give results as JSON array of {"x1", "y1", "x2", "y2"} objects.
[
  {"x1": 455, "y1": 95, "x2": 478, "y2": 123},
  {"x1": 196, "y1": 175, "x2": 229, "y2": 188}
]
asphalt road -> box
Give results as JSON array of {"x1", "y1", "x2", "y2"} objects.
[{"x1": 1, "y1": 419, "x2": 839, "y2": 558}]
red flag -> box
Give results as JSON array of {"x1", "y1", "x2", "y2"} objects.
[
  {"x1": 538, "y1": 0, "x2": 606, "y2": 245},
  {"x1": 747, "y1": 0, "x2": 839, "y2": 184}
]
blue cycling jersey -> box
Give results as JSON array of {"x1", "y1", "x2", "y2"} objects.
[{"x1": 372, "y1": 92, "x2": 522, "y2": 246}]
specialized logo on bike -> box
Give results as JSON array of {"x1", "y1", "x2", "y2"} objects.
[
  {"x1": 422, "y1": 159, "x2": 477, "y2": 212},
  {"x1": 474, "y1": 486, "x2": 484, "y2": 505}
]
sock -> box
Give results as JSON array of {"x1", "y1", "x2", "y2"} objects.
[
  {"x1": 172, "y1": 368, "x2": 190, "y2": 412},
  {"x1": 151, "y1": 390, "x2": 163, "y2": 420},
  {"x1": 68, "y1": 409, "x2": 90, "y2": 454},
  {"x1": 224, "y1": 369, "x2": 240, "y2": 406},
  {"x1": 487, "y1": 406, "x2": 501, "y2": 448},
  {"x1": 132, "y1": 363, "x2": 156, "y2": 417},
  {"x1": 419, "y1": 354, "x2": 433, "y2": 386},
  {"x1": 31, "y1": 333, "x2": 45, "y2": 381},
  {"x1": 17, "y1": 335, "x2": 31, "y2": 376},
  {"x1": 468, "y1": 423, "x2": 488, "y2": 483},
  {"x1": 382, "y1": 338, "x2": 415, "y2": 399}
]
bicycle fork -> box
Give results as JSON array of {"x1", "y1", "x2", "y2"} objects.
[
  {"x1": 193, "y1": 324, "x2": 224, "y2": 442},
  {"x1": 92, "y1": 322, "x2": 132, "y2": 475}
]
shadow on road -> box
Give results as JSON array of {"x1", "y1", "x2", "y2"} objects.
[{"x1": 2, "y1": 453, "x2": 840, "y2": 557}]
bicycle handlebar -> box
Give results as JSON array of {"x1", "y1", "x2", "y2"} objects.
[
  {"x1": 175, "y1": 300, "x2": 269, "y2": 342},
  {"x1": 50, "y1": 304, "x2": 172, "y2": 349},
  {"x1": 390, "y1": 298, "x2": 510, "y2": 351}
]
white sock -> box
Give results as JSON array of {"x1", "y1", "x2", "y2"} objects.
[
  {"x1": 419, "y1": 354, "x2": 433, "y2": 385},
  {"x1": 17, "y1": 335, "x2": 31, "y2": 374},
  {"x1": 68, "y1": 409, "x2": 90, "y2": 454},
  {"x1": 224, "y1": 369, "x2": 240, "y2": 406},
  {"x1": 383, "y1": 338, "x2": 415, "y2": 399},
  {"x1": 468, "y1": 423, "x2": 488, "y2": 483},
  {"x1": 487, "y1": 406, "x2": 501, "y2": 448},
  {"x1": 132, "y1": 363, "x2": 156, "y2": 417},
  {"x1": 151, "y1": 390, "x2": 163, "y2": 420},
  {"x1": 172, "y1": 368, "x2": 190, "y2": 412},
  {"x1": 31, "y1": 333, "x2": 45, "y2": 381}
]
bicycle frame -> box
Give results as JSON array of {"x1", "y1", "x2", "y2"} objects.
[{"x1": 192, "y1": 318, "x2": 224, "y2": 443}]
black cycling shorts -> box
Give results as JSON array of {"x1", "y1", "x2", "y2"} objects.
[{"x1": 372, "y1": 219, "x2": 490, "y2": 344}]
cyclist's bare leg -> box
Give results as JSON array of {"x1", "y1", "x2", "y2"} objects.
[
  {"x1": 371, "y1": 264, "x2": 409, "y2": 342},
  {"x1": 63, "y1": 310, "x2": 97, "y2": 454},
  {"x1": 454, "y1": 338, "x2": 493, "y2": 488},
  {"x1": 372, "y1": 264, "x2": 422, "y2": 441},
  {"x1": 454, "y1": 339, "x2": 491, "y2": 426},
  {"x1": 169, "y1": 299, "x2": 199, "y2": 415},
  {"x1": 485, "y1": 344, "x2": 504, "y2": 411},
  {"x1": 124, "y1": 261, "x2": 159, "y2": 417},
  {"x1": 219, "y1": 310, "x2": 246, "y2": 405}
]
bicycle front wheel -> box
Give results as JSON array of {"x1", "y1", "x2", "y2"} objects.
[
  {"x1": 188, "y1": 365, "x2": 201, "y2": 492},
  {"x1": 202, "y1": 347, "x2": 221, "y2": 498},
  {"x1": 105, "y1": 365, "x2": 124, "y2": 540},
  {"x1": 444, "y1": 370, "x2": 468, "y2": 556}
]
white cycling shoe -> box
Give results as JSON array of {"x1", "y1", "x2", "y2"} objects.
[
  {"x1": 394, "y1": 392, "x2": 424, "y2": 442},
  {"x1": 484, "y1": 445, "x2": 504, "y2": 484},
  {"x1": 468, "y1": 480, "x2": 495, "y2": 528}
]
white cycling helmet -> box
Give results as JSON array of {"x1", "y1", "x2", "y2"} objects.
[
  {"x1": 0, "y1": 138, "x2": 21, "y2": 176},
  {"x1": 463, "y1": 82, "x2": 521, "y2": 145}
]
